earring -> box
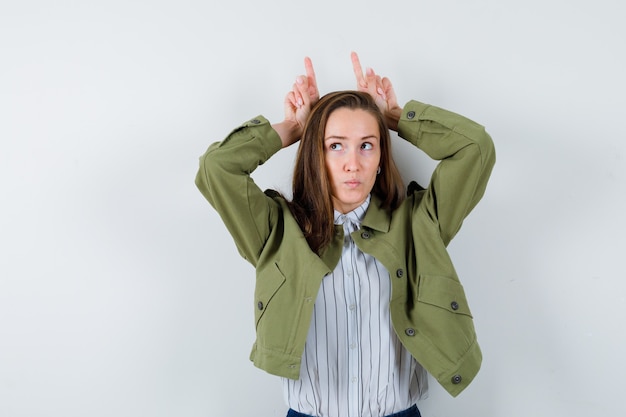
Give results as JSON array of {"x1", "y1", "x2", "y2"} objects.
[{"x1": 377, "y1": 166, "x2": 381, "y2": 175}]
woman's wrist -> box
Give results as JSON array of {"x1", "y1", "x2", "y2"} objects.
[
  {"x1": 385, "y1": 106, "x2": 402, "y2": 132},
  {"x1": 272, "y1": 120, "x2": 302, "y2": 148}
]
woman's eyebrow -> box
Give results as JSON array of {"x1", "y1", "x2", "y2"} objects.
[{"x1": 324, "y1": 135, "x2": 378, "y2": 140}]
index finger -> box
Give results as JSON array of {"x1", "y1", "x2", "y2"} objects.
[
  {"x1": 351, "y1": 51, "x2": 366, "y2": 88},
  {"x1": 304, "y1": 56, "x2": 317, "y2": 85},
  {"x1": 304, "y1": 56, "x2": 319, "y2": 101}
]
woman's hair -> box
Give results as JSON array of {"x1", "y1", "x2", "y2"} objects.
[{"x1": 289, "y1": 90, "x2": 405, "y2": 254}]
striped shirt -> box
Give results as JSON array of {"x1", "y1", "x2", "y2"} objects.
[{"x1": 283, "y1": 196, "x2": 428, "y2": 417}]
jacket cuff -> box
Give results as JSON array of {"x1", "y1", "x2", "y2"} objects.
[
  {"x1": 397, "y1": 100, "x2": 431, "y2": 143},
  {"x1": 229, "y1": 116, "x2": 283, "y2": 161}
]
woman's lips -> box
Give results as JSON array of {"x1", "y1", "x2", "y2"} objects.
[{"x1": 344, "y1": 180, "x2": 361, "y2": 188}]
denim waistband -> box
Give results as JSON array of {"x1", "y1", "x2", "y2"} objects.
[{"x1": 286, "y1": 404, "x2": 420, "y2": 417}]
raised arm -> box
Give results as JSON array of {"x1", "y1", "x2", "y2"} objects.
[
  {"x1": 399, "y1": 101, "x2": 496, "y2": 245},
  {"x1": 195, "y1": 57, "x2": 320, "y2": 265}
]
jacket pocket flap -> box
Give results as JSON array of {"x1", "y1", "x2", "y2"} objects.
[
  {"x1": 417, "y1": 274, "x2": 472, "y2": 317},
  {"x1": 254, "y1": 262, "x2": 287, "y2": 326}
]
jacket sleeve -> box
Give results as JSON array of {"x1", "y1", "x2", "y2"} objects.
[
  {"x1": 398, "y1": 100, "x2": 496, "y2": 246},
  {"x1": 195, "y1": 116, "x2": 283, "y2": 266}
]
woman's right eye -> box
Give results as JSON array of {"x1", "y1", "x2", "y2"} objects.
[{"x1": 329, "y1": 143, "x2": 343, "y2": 151}]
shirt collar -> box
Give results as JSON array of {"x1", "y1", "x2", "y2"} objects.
[{"x1": 333, "y1": 195, "x2": 371, "y2": 226}]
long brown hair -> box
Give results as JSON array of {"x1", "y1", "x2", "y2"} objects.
[{"x1": 289, "y1": 91, "x2": 405, "y2": 254}]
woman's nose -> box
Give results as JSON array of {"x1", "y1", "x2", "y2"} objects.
[{"x1": 344, "y1": 151, "x2": 359, "y2": 171}]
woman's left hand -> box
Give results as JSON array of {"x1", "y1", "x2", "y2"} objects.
[{"x1": 351, "y1": 51, "x2": 402, "y2": 131}]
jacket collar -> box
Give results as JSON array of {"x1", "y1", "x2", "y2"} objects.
[{"x1": 361, "y1": 193, "x2": 392, "y2": 233}]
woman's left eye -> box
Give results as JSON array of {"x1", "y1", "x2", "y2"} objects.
[{"x1": 361, "y1": 142, "x2": 373, "y2": 150}]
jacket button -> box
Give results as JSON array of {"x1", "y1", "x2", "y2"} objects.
[
  {"x1": 405, "y1": 328, "x2": 415, "y2": 337},
  {"x1": 361, "y1": 231, "x2": 370, "y2": 239},
  {"x1": 450, "y1": 301, "x2": 459, "y2": 311},
  {"x1": 257, "y1": 301, "x2": 264, "y2": 310},
  {"x1": 396, "y1": 269, "x2": 404, "y2": 278},
  {"x1": 451, "y1": 374, "x2": 462, "y2": 384},
  {"x1": 407, "y1": 110, "x2": 416, "y2": 119},
  {"x1": 250, "y1": 119, "x2": 261, "y2": 124}
]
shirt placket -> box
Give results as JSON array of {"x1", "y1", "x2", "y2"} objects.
[{"x1": 341, "y1": 216, "x2": 361, "y2": 417}]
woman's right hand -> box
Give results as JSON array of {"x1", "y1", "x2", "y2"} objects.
[{"x1": 276, "y1": 57, "x2": 319, "y2": 147}]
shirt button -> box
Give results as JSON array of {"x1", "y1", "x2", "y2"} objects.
[
  {"x1": 450, "y1": 301, "x2": 459, "y2": 311},
  {"x1": 257, "y1": 301, "x2": 264, "y2": 310},
  {"x1": 349, "y1": 304, "x2": 356, "y2": 311},
  {"x1": 405, "y1": 328, "x2": 416, "y2": 337},
  {"x1": 361, "y1": 231, "x2": 370, "y2": 239},
  {"x1": 396, "y1": 269, "x2": 404, "y2": 278},
  {"x1": 451, "y1": 374, "x2": 462, "y2": 384},
  {"x1": 407, "y1": 110, "x2": 416, "y2": 119}
]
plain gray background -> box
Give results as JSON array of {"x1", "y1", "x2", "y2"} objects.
[{"x1": 1, "y1": 0, "x2": 625, "y2": 416}]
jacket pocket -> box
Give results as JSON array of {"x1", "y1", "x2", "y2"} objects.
[
  {"x1": 254, "y1": 262, "x2": 287, "y2": 328},
  {"x1": 417, "y1": 274, "x2": 472, "y2": 318},
  {"x1": 415, "y1": 274, "x2": 476, "y2": 362}
]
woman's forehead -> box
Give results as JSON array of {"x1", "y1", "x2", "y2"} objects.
[{"x1": 324, "y1": 108, "x2": 380, "y2": 139}]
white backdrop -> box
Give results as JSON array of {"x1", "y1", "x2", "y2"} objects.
[{"x1": 1, "y1": 1, "x2": 625, "y2": 416}]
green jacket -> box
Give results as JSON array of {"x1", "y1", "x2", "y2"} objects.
[{"x1": 195, "y1": 100, "x2": 495, "y2": 397}]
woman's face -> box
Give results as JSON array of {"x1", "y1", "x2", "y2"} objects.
[{"x1": 323, "y1": 107, "x2": 381, "y2": 214}]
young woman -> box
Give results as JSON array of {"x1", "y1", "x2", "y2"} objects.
[{"x1": 195, "y1": 53, "x2": 495, "y2": 417}]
